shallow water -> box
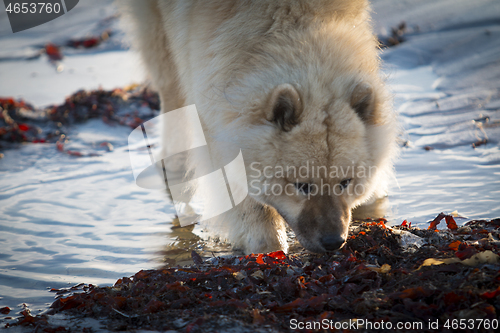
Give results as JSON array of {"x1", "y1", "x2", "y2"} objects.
[
  {"x1": 1, "y1": 0, "x2": 500, "y2": 322},
  {"x1": 384, "y1": 65, "x2": 500, "y2": 225}
]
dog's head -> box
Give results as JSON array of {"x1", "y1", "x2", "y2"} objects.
[
  {"x1": 216, "y1": 21, "x2": 396, "y2": 253},
  {"x1": 246, "y1": 81, "x2": 388, "y2": 253}
]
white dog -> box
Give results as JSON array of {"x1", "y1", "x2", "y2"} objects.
[{"x1": 119, "y1": 0, "x2": 397, "y2": 254}]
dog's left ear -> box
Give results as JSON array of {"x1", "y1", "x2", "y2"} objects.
[
  {"x1": 350, "y1": 82, "x2": 374, "y2": 123},
  {"x1": 266, "y1": 83, "x2": 303, "y2": 132}
]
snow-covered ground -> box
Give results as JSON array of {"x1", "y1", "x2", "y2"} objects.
[{"x1": 0, "y1": 0, "x2": 499, "y2": 318}]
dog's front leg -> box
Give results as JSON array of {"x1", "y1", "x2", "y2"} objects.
[{"x1": 228, "y1": 196, "x2": 288, "y2": 254}]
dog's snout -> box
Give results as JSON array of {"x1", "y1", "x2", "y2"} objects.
[{"x1": 320, "y1": 235, "x2": 345, "y2": 251}]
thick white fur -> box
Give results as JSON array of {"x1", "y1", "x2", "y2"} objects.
[{"x1": 118, "y1": 0, "x2": 397, "y2": 254}]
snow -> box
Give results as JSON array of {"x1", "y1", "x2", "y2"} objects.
[{"x1": 0, "y1": 0, "x2": 499, "y2": 317}]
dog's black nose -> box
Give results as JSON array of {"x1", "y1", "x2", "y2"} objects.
[{"x1": 321, "y1": 235, "x2": 345, "y2": 251}]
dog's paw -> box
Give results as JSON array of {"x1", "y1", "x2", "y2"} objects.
[{"x1": 238, "y1": 227, "x2": 289, "y2": 255}]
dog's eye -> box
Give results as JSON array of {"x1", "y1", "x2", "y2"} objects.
[
  {"x1": 340, "y1": 178, "x2": 351, "y2": 189},
  {"x1": 295, "y1": 182, "x2": 312, "y2": 195}
]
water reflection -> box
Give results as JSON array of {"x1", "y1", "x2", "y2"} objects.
[{"x1": 159, "y1": 217, "x2": 233, "y2": 267}]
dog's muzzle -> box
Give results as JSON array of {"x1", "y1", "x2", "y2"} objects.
[{"x1": 320, "y1": 234, "x2": 346, "y2": 251}]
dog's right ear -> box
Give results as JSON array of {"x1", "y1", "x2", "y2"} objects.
[{"x1": 265, "y1": 84, "x2": 303, "y2": 132}]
